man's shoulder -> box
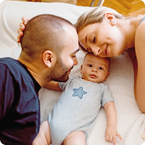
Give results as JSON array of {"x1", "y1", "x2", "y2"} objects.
[
  {"x1": 0, "y1": 57, "x2": 16, "y2": 62},
  {"x1": 0, "y1": 57, "x2": 19, "y2": 68},
  {"x1": 0, "y1": 57, "x2": 30, "y2": 81}
]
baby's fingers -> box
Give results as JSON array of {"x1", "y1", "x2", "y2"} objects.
[
  {"x1": 113, "y1": 135, "x2": 116, "y2": 145},
  {"x1": 105, "y1": 134, "x2": 110, "y2": 142},
  {"x1": 106, "y1": 135, "x2": 113, "y2": 142},
  {"x1": 117, "y1": 132, "x2": 122, "y2": 140}
]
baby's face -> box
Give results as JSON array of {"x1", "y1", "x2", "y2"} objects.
[{"x1": 81, "y1": 53, "x2": 110, "y2": 83}]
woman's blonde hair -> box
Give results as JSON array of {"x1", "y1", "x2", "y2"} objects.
[{"x1": 75, "y1": 6, "x2": 125, "y2": 33}]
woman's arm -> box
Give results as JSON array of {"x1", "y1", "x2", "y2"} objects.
[
  {"x1": 134, "y1": 20, "x2": 145, "y2": 113},
  {"x1": 127, "y1": 47, "x2": 137, "y2": 91},
  {"x1": 104, "y1": 101, "x2": 122, "y2": 145},
  {"x1": 44, "y1": 81, "x2": 62, "y2": 91}
]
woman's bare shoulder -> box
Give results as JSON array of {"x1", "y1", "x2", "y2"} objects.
[
  {"x1": 136, "y1": 16, "x2": 145, "y2": 36},
  {"x1": 135, "y1": 17, "x2": 145, "y2": 45},
  {"x1": 135, "y1": 16, "x2": 145, "y2": 62}
]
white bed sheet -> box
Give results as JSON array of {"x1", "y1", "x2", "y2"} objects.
[{"x1": 0, "y1": 1, "x2": 145, "y2": 145}]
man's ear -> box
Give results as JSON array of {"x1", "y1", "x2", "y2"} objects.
[
  {"x1": 42, "y1": 50, "x2": 55, "y2": 68},
  {"x1": 104, "y1": 13, "x2": 116, "y2": 26}
]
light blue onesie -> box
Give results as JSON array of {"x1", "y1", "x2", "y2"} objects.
[{"x1": 48, "y1": 76, "x2": 114, "y2": 145}]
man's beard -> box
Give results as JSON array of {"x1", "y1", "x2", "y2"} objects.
[{"x1": 51, "y1": 56, "x2": 73, "y2": 82}]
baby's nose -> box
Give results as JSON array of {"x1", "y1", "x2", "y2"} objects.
[{"x1": 92, "y1": 67, "x2": 98, "y2": 72}]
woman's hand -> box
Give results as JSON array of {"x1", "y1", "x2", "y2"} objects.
[{"x1": 17, "y1": 17, "x2": 30, "y2": 43}]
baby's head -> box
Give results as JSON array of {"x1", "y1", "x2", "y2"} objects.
[{"x1": 81, "y1": 52, "x2": 110, "y2": 83}]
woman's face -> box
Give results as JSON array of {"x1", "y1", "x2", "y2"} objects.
[{"x1": 78, "y1": 20, "x2": 125, "y2": 57}]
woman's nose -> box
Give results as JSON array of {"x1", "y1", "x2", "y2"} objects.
[{"x1": 92, "y1": 46, "x2": 100, "y2": 56}]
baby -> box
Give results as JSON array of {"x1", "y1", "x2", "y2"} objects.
[{"x1": 33, "y1": 52, "x2": 122, "y2": 145}]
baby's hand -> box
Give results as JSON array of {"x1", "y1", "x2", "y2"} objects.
[
  {"x1": 17, "y1": 17, "x2": 30, "y2": 43},
  {"x1": 105, "y1": 126, "x2": 122, "y2": 145}
]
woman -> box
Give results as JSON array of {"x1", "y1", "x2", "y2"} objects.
[
  {"x1": 75, "y1": 6, "x2": 145, "y2": 113},
  {"x1": 18, "y1": 6, "x2": 145, "y2": 113}
]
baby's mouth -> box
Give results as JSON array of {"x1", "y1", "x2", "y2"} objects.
[{"x1": 90, "y1": 74, "x2": 97, "y2": 78}]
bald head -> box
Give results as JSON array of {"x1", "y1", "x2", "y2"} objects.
[{"x1": 21, "y1": 14, "x2": 75, "y2": 60}]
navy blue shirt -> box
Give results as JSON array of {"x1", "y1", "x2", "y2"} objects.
[{"x1": 0, "y1": 57, "x2": 41, "y2": 145}]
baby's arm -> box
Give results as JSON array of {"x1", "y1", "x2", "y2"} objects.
[
  {"x1": 44, "y1": 81, "x2": 62, "y2": 91},
  {"x1": 104, "y1": 101, "x2": 122, "y2": 145}
]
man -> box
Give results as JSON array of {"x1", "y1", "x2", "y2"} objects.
[{"x1": 0, "y1": 14, "x2": 79, "y2": 145}]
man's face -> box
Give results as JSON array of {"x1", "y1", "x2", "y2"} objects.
[
  {"x1": 51, "y1": 26, "x2": 79, "y2": 82},
  {"x1": 51, "y1": 56, "x2": 74, "y2": 82}
]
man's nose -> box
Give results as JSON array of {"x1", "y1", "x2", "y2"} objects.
[{"x1": 73, "y1": 57, "x2": 78, "y2": 66}]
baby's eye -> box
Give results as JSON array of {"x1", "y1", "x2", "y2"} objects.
[
  {"x1": 99, "y1": 67, "x2": 103, "y2": 70},
  {"x1": 88, "y1": 64, "x2": 93, "y2": 67}
]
